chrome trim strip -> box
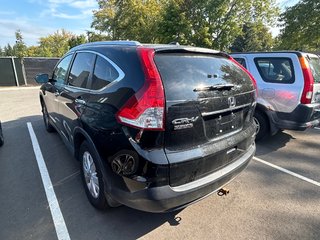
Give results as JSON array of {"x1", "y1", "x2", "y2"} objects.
[
  {"x1": 201, "y1": 103, "x2": 252, "y2": 117},
  {"x1": 66, "y1": 50, "x2": 125, "y2": 92},
  {"x1": 171, "y1": 144, "x2": 255, "y2": 192},
  {"x1": 166, "y1": 90, "x2": 256, "y2": 103}
]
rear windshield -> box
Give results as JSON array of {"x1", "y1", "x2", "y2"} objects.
[
  {"x1": 308, "y1": 57, "x2": 320, "y2": 83},
  {"x1": 154, "y1": 53, "x2": 252, "y2": 101}
]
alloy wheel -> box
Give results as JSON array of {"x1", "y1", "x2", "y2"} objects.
[{"x1": 82, "y1": 151, "x2": 100, "y2": 199}]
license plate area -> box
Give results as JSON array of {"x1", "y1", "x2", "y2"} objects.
[{"x1": 204, "y1": 108, "x2": 244, "y2": 139}]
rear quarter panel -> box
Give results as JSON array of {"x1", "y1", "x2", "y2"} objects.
[{"x1": 232, "y1": 53, "x2": 304, "y2": 113}]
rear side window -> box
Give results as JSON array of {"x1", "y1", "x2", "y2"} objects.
[
  {"x1": 68, "y1": 52, "x2": 95, "y2": 89},
  {"x1": 254, "y1": 58, "x2": 294, "y2": 84},
  {"x1": 154, "y1": 53, "x2": 253, "y2": 101},
  {"x1": 234, "y1": 58, "x2": 247, "y2": 68},
  {"x1": 91, "y1": 55, "x2": 119, "y2": 90},
  {"x1": 308, "y1": 57, "x2": 320, "y2": 83},
  {"x1": 52, "y1": 54, "x2": 72, "y2": 84}
]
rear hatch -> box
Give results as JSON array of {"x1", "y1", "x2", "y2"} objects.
[{"x1": 154, "y1": 50, "x2": 256, "y2": 186}]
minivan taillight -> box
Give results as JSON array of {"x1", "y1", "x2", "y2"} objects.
[
  {"x1": 116, "y1": 47, "x2": 165, "y2": 131},
  {"x1": 229, "y1": 57, "x2": 258, "y2": 97},
  {"x1": 299, "y1": 56, "x2": 314, "y2": 104}
]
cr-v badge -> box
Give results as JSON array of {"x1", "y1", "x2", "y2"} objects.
[{"x1": 172, "y1": 117, "x2": 199, "y2": 130}]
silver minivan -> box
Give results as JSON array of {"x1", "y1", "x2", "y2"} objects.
[{"x1": 231, "y1": 51, "x2": 320, "y2": 140}]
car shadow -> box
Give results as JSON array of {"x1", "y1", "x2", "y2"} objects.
[{"x1": 255, "y1": 130, "x2": 295, "y2": 156}]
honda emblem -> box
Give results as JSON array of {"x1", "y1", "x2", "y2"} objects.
[{"x1": 228, "y1": 97, "x2": 236, "y2": 108}]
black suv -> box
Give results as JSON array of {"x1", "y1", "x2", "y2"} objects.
[{"x1": 36, "y1": 41, "x2": 256, "y2": 212}]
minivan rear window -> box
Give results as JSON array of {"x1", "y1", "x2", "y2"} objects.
[
  {"x1": 154, "y1": 53, "x2": 252, "y2": 101},
  {"x1": 308, "y1": 57, "x2": 320, "y2": 83},
  {"x1": 254, "y1": 58, "x2": 295, "y2": 84}
]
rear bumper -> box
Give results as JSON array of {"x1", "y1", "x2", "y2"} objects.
[
  {"x1": 272, "y1": 103, "x2": 320, "y2": 130},
  {"x1": 109, "y1": 143, "x2": 255, "y2": 213}
]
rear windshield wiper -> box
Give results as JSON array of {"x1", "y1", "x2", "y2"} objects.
[{"x1": 193, "y1": 83, "x2": 235, "y2": 92}]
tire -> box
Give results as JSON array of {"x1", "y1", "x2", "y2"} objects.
[
  {"x1": 79, "y1": 141, "x2": 110, "y2": 210},
  {"x1": 41, "y1": 102, "x2": 55, "y2": 133},
  {"x1": 254, "y1": 111, "x2": 269, "y2": 141}
]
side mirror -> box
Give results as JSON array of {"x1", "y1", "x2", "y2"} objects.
[{"x1": 35, "y1": 73, "x2": 49, "y2": 84}]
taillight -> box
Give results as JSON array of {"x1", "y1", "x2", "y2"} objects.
[
  {"x1": 229, "y1": 57, "x2": 258, "y2": 97},
  {"x1": 116, "y1": 47, "x2": 165, "y2": 131},
  {"x1": 299, "y1": 56, "x2": 314, "y2": 104}
]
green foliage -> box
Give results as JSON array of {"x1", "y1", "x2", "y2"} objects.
[
  {"x1": 68, "y1": 34, "x2": 87, "y2": 49},
  {"x1": 92, "y1": 0, "x2": 279, "y2": 50},
  {"x1": 3, "y1": 44, "x2": 14, "y2": 56},
  {"x1": 230, "y1": 22, "x2": 274, "y2": 52},
  {"x1": 277, "y1": 0, "x2": 320, "y2": 51},
  {"x1": 86, "y1": 31, "x2": 111, "y2": 42},
  {"x1": 37, "y1": 29, "x2": 73, "y2": 57},
  {"x1": 13, "y1": 30, "x2": 27, "y2": 58},
  {"x1": 92, "y1": 0, "x2": 163, "y2": 43}
]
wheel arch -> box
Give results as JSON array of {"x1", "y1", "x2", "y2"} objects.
[
  {"x1": 255, "y1": 103, "x2": 279, "y2": 136},
  {"x1": 73, "y1": 127, "x2": 95, "y2": 160}
]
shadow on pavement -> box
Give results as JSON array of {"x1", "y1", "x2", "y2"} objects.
[{"x1": 256, "y1": 130, "x2": 295, "y2": 156}]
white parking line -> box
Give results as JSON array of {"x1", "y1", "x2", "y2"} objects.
[
  {"x1": 27, "y1": 122, "x2": 71, "y2": 240},
  {"x1": 254, "y1": 157, "x2": 320, "y2": 187}
]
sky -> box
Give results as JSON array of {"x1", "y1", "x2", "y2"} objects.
[{"x1": 0, "y1": 0, "x2": 299, "y2": 48}]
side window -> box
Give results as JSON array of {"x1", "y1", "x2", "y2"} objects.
[
  {"x1": 52, "y1": 54, "x2": 73, "y2": 84},
  {"x1": 91, "y1": 56, "x2": 120, "y2": 90},
  {"x1": 254, "y1": 58, "x2": 294, "y2": 84},
  {"x1": 68, "y1": 52, "x2": 95, "y2": 89},
  {"x1": 234, "y1": 58, "x2": 247, "y2": 69}
]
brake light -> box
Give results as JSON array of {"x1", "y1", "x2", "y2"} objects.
[
  {"x1": 229, "y1": 57, "x2": 258, "y2": 97},
  {"x1": 116, "y1": 47, "x2": 165, "y2": 131},
  {"x1": 299, "y1": 56, "x2": 314, "y2": 104}
]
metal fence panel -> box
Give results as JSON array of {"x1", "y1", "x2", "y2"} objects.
[
  {"x1": 24, "y1": 58, "x2": 60, "y2": 85},
  {"x1": 14, "y1": 58, "x2": 25, "y2": 86},
  {"x1": 0, "y1": 58, "x2": 16, "y2": 86}
]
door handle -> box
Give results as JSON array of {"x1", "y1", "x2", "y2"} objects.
[
  {"x1": 75, "y1": 98, "x2": 86, "y2": 105},
  {"x1": 54, "y1": 91, "x2": 60, "y2": 97}
]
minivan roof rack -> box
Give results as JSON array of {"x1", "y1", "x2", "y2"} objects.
[{"x1": 71, "y1": 40, "x2": 142, "y2": 51}]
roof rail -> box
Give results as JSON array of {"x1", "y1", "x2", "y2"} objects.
[{"x1": 71, "y1": 40, "x2": 142, "y2": 51}]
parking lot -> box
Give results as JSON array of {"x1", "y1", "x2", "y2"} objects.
[{"x1": 0, "y1": 87, "x2": 319, "y2": 240}]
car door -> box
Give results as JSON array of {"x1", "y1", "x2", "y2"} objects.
[
  {"x1": 57, "y1": 51, "x2": 96, "y2": 146},
  {"x1": 45, "y1": 54, "x2": 73, "y2": 129}
]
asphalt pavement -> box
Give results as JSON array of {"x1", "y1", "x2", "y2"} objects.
[{"x1": 0, "y1": 87, "x2": 319, "y2": 240}]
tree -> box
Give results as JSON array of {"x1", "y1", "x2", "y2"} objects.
[
  {"x1": 277, "y1": 0, "x2": 320, "y2": 51},
  {"x1": 230, "y1": 22, "x2": 274, "y2": 52},
  {"x1": 86, "y1": 31, "x2": 111, "y2": 42},
  {"x1": 92, "y1": 0, "x2": 164, "y2": 43},
  {"x1": 13, "y1": 29, "x2": 27, "y2": 58},
  {"x1": 26, "y1": 46, "x2": 41, "y2": 57},
  {"x1": 4, "y1": 44, "x2": 14, "y2": 56},
  {"x1": 37, "y1": 29, "x2": 73, "y2": 57},
  {"x1": 91, "y1": 0, "x2": 278, "y2": 51},
  {"x1": 160, "y1": 0, "x2": 279, "y2": 51},
  {"x1": 68, "y1": 34, "x2": 87, "y2": 49}
]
